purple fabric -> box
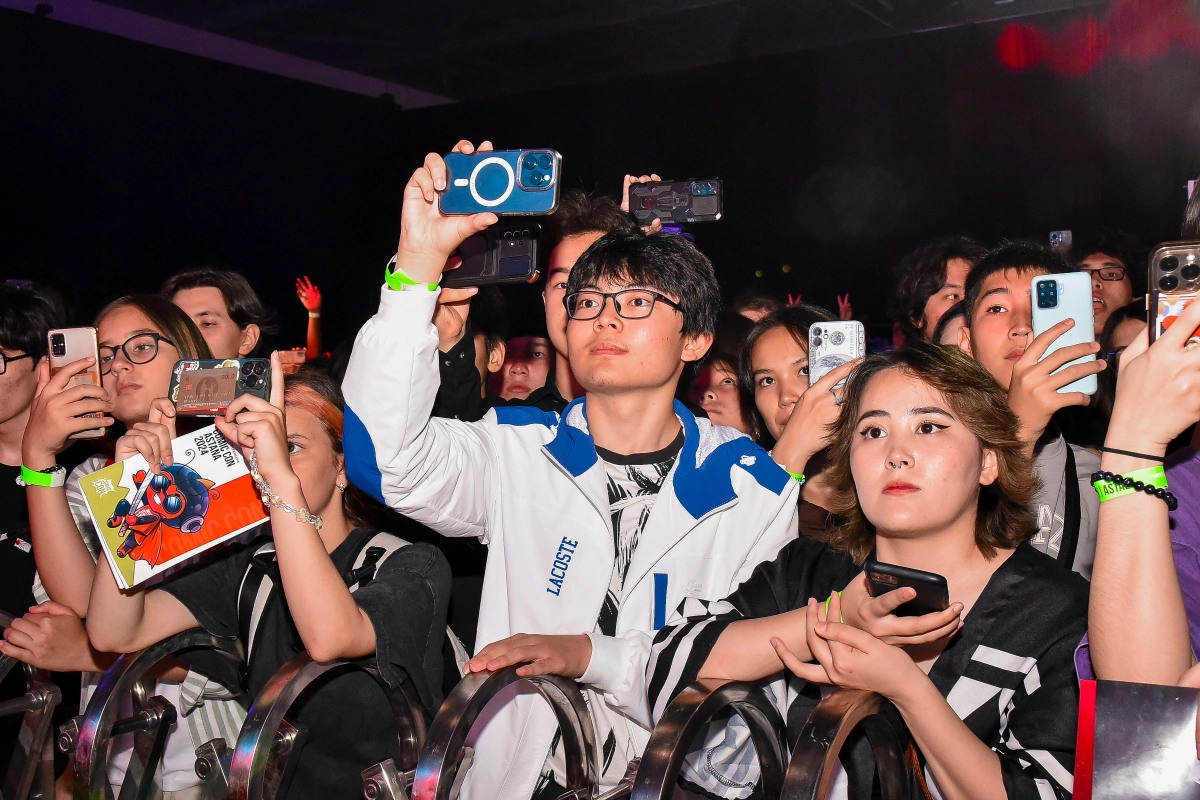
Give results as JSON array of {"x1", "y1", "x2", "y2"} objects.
[
  {"x1": 1167, "y1": 446, "x2": 1200, "y2": 659},
  {"x1": 1075, "y1": 633, "x2": 1094, "y2": 681}
]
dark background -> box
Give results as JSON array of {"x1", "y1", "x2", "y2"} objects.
[{"x1": 3, "y1": 7, "x2": 1199, "y2": 350}]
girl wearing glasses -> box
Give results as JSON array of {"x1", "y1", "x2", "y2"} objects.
[{"x1": 15, "y1": 295, "x2": 246, "y2": 799}]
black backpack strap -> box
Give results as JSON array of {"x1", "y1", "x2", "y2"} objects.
[
  {"x1": 237, "y1": 543, "x2": 278, "y2": 663},
  {"x1": 1058, "y1": 444, "x2": 1081, "y2": 570},
  {"x1": 346, "y1": 546, "x2": 389, "y2": 590}
]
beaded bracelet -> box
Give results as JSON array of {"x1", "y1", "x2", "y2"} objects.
[
  {"x1": 249, "y1": 452, "x2": 323, "y2": 531},
  {"x1": 1091, "y1": 467, "x2": 1178, "y2": 511}
]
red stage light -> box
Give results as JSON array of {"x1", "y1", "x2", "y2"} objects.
[
  {"x1": 996, "y1": 23, "x2": 1047, "y2": 71},
  {"x1": 1047, "y1": 15, "x2": 1112, "y2": 75}
]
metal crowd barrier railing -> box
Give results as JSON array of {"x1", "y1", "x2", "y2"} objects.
[
  {"x1": 0, "y1": 611, "x2": 62, "y2": 800},
  {"x1": 44, "y1": 626, "x2": 921, "y2": 800}
]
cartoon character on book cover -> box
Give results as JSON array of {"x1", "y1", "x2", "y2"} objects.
[
  {"x1": 80, "y1": 425, "x2": 267, "y2": 588},
  {"x1": 107, "y1": 464, "x2": 216, "y2": 566}
]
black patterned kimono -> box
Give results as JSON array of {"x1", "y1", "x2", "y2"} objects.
[{"x1": 646, "y1": 537, "x2": 1088, "y2": 800}]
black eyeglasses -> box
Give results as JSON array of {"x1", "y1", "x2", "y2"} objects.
[
  {"x1": 98, "y1": 333, "x2": 177, "y2": 375},
  {"x1": 0, "y1": 352, "x2": 31, "y2": 375},
  {"x1": 1082, "y1": 266, "x2": 1127, "y2": 282},
  {"x1": 563, "y1": 289, "x2": 682, "y2": 321}
]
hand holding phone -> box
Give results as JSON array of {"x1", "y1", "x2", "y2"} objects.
[
  {"x1": 627, "y1": 179, "x2": 723, "y2": 226},
  {"x1": 442, "y1": 220, "x2": 541, "y2": 288},
  {"x1": 22, "y1": 355, "x2": 113, "y2": 466},
  {"x1": 396, "y1": 139, "x2": 500, "y2": 287},
  {"x1": 835, "y1": 572, "x2": 963, "y2": 645},
  {"x1": 1030, "y1": 273, "x2": 1098, "y2": 395},
  {"x1": 48, "y1": 328, "x2": 106, "y2": 439},
  {"x1": 1149, "y1": 241, "x2": 1200, "y2": 348},
  {"x1": 169, "y1": 359, "x2": 272, "y2": 417},
  {"x1": 864, "y1": 559, "x2": 951, "y2": 617}
]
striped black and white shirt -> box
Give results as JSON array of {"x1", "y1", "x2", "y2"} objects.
[{"x1": 647, "y1": 538, "x2": 1088, "y2": 800}]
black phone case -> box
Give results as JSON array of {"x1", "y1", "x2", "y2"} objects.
[
  {"x1": 168, "y1": 358, "x2": 272, "y2": 416},
  {"x1": 443, "y1": 220, "x2": 541, "y2": 288},
  {"x1": 864, "y1": 558, "x2": 950, "y2": 617},
  {"x1": 628, "y1": 179, "x2": 723, "y2": 225}
]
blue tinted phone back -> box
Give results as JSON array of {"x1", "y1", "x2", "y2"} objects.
[
  {"x1": 438, "y1": 150, "x2": 561, "y2": 216},
  {"x1": 1030, "y1": 272, "x2": 1097, "y2": 395}
]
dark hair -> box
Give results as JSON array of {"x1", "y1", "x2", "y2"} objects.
[
  {"x1": 1072, "y1": 229, "x2": 1144, "y2": 296},
  {"x1": 96, "y1": 295, "x2": 212, "y2": 361},
  {"x1": 889, "y1": 235, "x2": 987, "y2": 341},
  {"x1": 0, "y1": 283, "x2": 67, "y2": 362},
  {"x1": 963, "y1": 240, "x2": 1074, "y2": 326},
  {"x1": 468, "y1": 286, "x2": 509, "y2": 358},
  {"x1": 547, "y1": 189, "x2": 639, "y2": 248},
  {"x1": 1184, "y1": 179, "x2": 1200, "y2": 239},
  {"x1": 824, "y1": 341, "x2": 1037, "y2": 563},
  {"x1": 564, "y1": 232, "x2": 721, "y2": 338},
  {"x1": 730, "y1": 288, "x2": 785, "y2": 319},
  {"x1": 1091, "y1": 298, "x2": 1151, "y2": 425},
  {"x1": 930, "y1": 300, "x2": 967, "y2": 344},
  {"x1": 283, "y1": 366, "x2": 393, "y2": 529},
  {"x1": 736, "y1": 303, "x2": 835, "y2": 445},
  {"x1": 684, "y1": 311, "x2": 754, "y2": 407},
  {"x1": 161, "y1": 267, "x2": 279, "y2": 351}
]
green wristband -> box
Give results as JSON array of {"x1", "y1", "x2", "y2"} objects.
[
  {"x1": 1093, "y1": 465, "x2": 1168, "y2": 502},
  {"x1": 384, "y1": 255, "x2": 439, "y2": 293},
  {"x1": 823, "y1": 591, "x2": 844, "y2": 623},
  {"x1": 788, "y1": 471, "x2": 805, "y2": 484},
  {"x1": 19, "y1": 465, "x2": 65, "y2": 488}
]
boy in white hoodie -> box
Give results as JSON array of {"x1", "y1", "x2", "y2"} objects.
[{"x1": 341, "y1": 141, "x2": 800, "y2": 799}]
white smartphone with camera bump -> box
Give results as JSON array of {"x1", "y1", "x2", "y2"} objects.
[
  {"x1": 1030, "y1": 273, "x2": 1097, "y2": 395},
  {"x1": 47, "y1": 327, "x2": 105, "y2": 439},
  {"x1": 808, "y1": 321, "x2": 865, "y2": 388}
]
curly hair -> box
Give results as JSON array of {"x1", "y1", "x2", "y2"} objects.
[
  {"x1": 547, "y1": 189, "x2": 639, "y2": 246},
  {"x1": 823, "y1": 341, "x2": 1037, "y2": 564},
  {"x1": 889, "y1": 235, "x2": 987, "y2": 342}
]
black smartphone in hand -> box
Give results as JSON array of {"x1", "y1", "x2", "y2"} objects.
[{"x1": 864, "y1": 558, "x2": 950, "y2": 617}]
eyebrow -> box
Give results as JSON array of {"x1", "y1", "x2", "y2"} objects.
[
  {"x1": 548, "y1": 267, "x2": 570, "y2": 279},
  {"x1": 856, "y1": 406, "x2": 954, "y2": 424},
  {"x1": 100, "y1": 329, "x2": 159, "y2": 346},
  {"x1": 978, "y1": 286, "x2": 1011, "y2": 304},
  {"x1": 753, "y1": 356, "x2": 807, "y2": 377}
]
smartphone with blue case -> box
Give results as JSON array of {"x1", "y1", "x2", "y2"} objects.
[
  {"x1": 438, "y1": 149, "x2": 561, "y2": 216},
  {"x1": 1030, "y1": 272, "x2": 1097, "y2": 395}
]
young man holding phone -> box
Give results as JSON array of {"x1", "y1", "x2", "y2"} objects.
[
  {"x1": 957, "y1": 241, "x2": 1106, "y2": 578},
  {"x1": 341, "y1": 141, "x2": 800, "y2": 799}
]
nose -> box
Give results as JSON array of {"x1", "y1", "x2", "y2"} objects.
[
  {"x1": 592, "y1": 295, "x2": 623, "y2": 331},
  {"x1": 1089, "y1": 271, "x2": 1103, "y2": 292},
  {"x1": 510, "y1": 361, "x2": 528, "y2": 376},
  {"x1": 885, "y1": 438, "x2": 912, "y2": 469},
  {"x1": 779, "y1": 374, "x2": 804, "y2": 409},
  {"x1": 1010, "y1": 308, "x2": 1032, "y2": 340}
]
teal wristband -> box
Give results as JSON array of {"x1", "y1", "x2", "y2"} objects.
[
  {"x1": 385, "y1": 255, "x2": 439, "y2": 292},
  {"x1": 788, "y1": 471, "x2": 805, "y2": 484}
]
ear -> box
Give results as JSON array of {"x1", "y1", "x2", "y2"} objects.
[
  {"x1": 238, "y1": 324, "x2": 262, "y2": 357},
  {"x1": 957, "y1": 323, "x2": 973, "y2": 357},
  {"x1": 681, "y1": 332, "x2": 713, "y2": 364},
  {"x1": 979, "y1": 446, "x2": 999, "y2": 487},
  {"x1": 487, "y1": 340, "x2": 506, "y2": 374}
]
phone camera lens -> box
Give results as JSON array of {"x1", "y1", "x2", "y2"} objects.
[
  {"x1": 812, "y1": 336, "x2": 823, "y2": 348},
  {"x1": 1160, "y1": 274, "x2": 1180, "y2": 292},
  {"x1": 536, "y1": 154, "x2": 551, "y2": 169},
  {"x1": 50, "y1": 334, "x2": 65, "y2": 357},
  {"x1": 1183, "y1": 264, "x2": 1200, "y2": 281},
  {"x1": 244, "y1": 375, "x2": 260, "y2": 389},
  {"x1": 1162, "y1": 256, "x2": 1180, "y2": 272},
  {"x1": 523, "y1": 156, "x2": 537, "y2": 170},
  {"x1": 529, "y1": 171, "x2": 545, "y2": 185},
  {"x1": 241, "y1": 362, "x2": 253, "y2": 375},
  {"x1": 253, "y1": 362, "x2": 266, "y2": 375},
  {"x1": 812, "y1": 327, "x2": 822, "y2": 336}
]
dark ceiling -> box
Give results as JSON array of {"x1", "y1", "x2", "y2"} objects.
[{"x1": 94, "y1": 0, "x2": 1102, "y2": 102}]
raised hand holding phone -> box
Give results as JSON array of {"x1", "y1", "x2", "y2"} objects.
[
  {"x1": 770, "y1": 358, "x2": 858, "y2": 477},
  {"x1": 22, "y1": 357, "x2": 114, "y2": 469},
  {"x1": 1007, "y1": 317, "x2": 1104, "y2": 450},
  {"x1": 396, "y1": 140, "x2": 499, "y2": 286},
  {"x1": 113, "y1": 398, "x2": 178, "y2": 474},
  {"x1": 214, "y1": 353, "x2": 290, "y2": 487}
]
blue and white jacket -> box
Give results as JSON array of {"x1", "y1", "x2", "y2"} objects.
[{"x1": 341, "y1": 286, "x2": 799, "y2": 800}]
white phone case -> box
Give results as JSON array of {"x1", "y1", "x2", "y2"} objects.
[
  {"x1": 1030, "y1": 273, "x2": 1097, "y2": 395},
  {"x1": 808, "y1": 321, "x2": 865, "y2": 387}
]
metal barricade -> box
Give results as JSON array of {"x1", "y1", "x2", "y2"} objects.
[
  {"x1": 0, "y1": 611, "x2": 62, "y2": 800},
  {"x1": 411, "y1": 665, "x2": 598, "y2": 800},
  {"x1": 225, "y1": 653, "x2": 427, "y2": 800},
  {"x1": 781, "y1": 689, "x2": 921, "y2": 800},
  {"x1": 70, "y1": 629, "x2": 244, "y2": 800},
  {"x1": 630, "y1": 679, "x2": 786, "y2": 800}
]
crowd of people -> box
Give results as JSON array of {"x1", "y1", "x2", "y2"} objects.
[{"x1": 2, "y1": 137, "x2": 1200, "y2": 800}]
